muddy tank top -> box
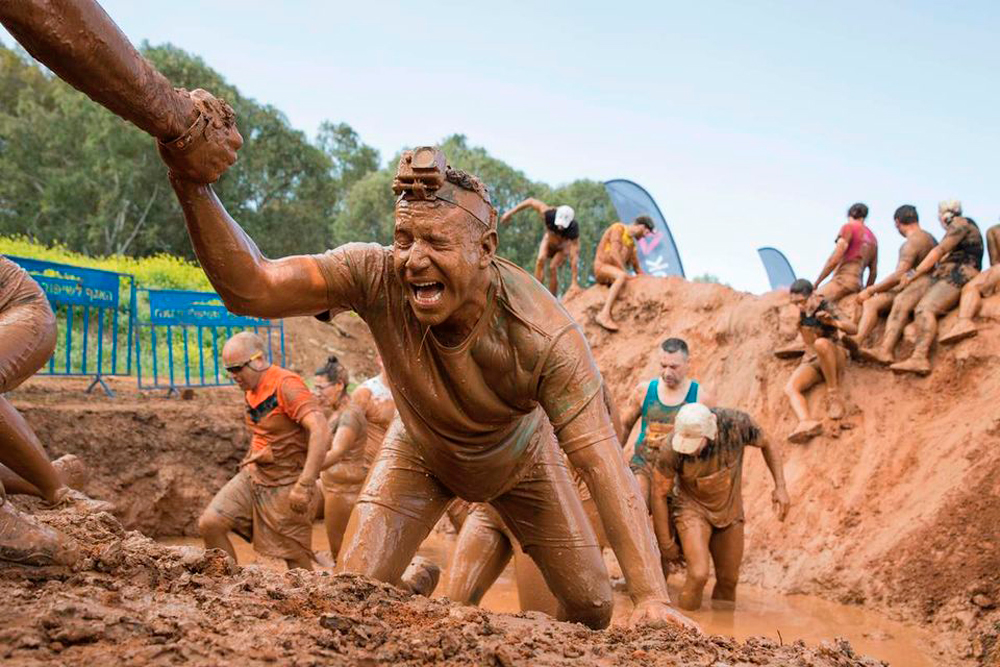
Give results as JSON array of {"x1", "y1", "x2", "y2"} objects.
[{"x1": 637, "y1": 379, "x2": 700, "y2": 449}]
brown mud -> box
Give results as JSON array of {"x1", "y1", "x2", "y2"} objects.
[
  {"x1": 0, "y1": 505, "x2": 885, "y2": 666},
  {"x1": 564, "y1": 277, "x2": 1000, "y2": 666}
]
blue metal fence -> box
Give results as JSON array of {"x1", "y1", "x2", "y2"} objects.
[
  {"x1": 135, "y1": 289, "x2": 285, "y2": 393},
  {"x1": 8, "y1": 256, "x2": 136, "y2": 396}
]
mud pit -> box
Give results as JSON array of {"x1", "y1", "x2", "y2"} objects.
[
  {"x1": 1, "y1": 505, "x2": 888, "y2": 667},
  {"x1": 5, "y1": 282, "x2": 1000, "y2": 665}
]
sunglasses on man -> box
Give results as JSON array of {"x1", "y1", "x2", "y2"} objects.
[{"x1": 226, "y1": 352, "x2": 263, "y2": 375}]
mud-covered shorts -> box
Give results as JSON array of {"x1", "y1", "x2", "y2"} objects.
[
  {"x1": 208, "y1": 470, "x2": 312, "y2": 561},
  {"x1": 0, "y1": 258, "x2": 57, "y2": 393},
  {"x1": 359, "y1": 419, "x2": 599, "y2": 551},
  {"x1": 629, "y1": 440, "x2": 663, "y2": 480}
]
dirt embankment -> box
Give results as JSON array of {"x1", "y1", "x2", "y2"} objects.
[
  {"x1": 564, "y1": 277, "x2": 1000, "y2": 666},
  {"x1": 0, "y1": 506, "x2": 884, "y2": 666}
]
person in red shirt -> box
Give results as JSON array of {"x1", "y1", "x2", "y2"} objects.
[
  {"x1": 198, "y1": 332, "x2": 330, "y2": 570},
  {"x1": 815, "y1": 203, "x2": 879, "y2": 303}
]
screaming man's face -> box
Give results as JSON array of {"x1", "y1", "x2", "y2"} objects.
[{"x1": 392, "y1": 200, "x2": 496, "y2": 328}]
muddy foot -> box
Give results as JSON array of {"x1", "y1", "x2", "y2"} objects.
[
  {"x1": 940, "y1": 321, "x2": 979, "y2": 345},
  {"x1": 0, "y1": 498, "x2": 80, "y2": 566},
  {"x1": 401, "y1": 555, "x2": 440, "y2": 597},
  {"x1": 890, "y1": 357, "x2": 932, "y2": 376},
  {"x1": 595, "y1": 313, "x2": 620, "y2": 332},
  {"x1": 827, "y1": 393, "x2": 846, "y2": 420},
  {"x1": 773, "y1": 343, "x2": 805, "y2": 359},
  {"x1": 857, "y1": 347, "x2": 894, "y2": 365},
  {"x1": 47, "y1": 488, "x2": 115, "y2": 514},
  {"x1": 52, "y1": 454, "x2": 89, "y2": 491},
  {"x1": 788, "y1": 420, "x2": 823, "y2": 444},
  {"x1": 314, "y1": 550, "x2": 336, "y2": 568}
]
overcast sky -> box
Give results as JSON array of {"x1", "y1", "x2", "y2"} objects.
[{"x1": 4, "y1": 1, "x2": 998, "y2": 292}]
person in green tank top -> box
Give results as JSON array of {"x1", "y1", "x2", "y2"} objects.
[{"x1": 620, "y1": 338, "x2": 715, "y2": 506}]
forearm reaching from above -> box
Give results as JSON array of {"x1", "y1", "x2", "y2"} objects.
[
  {"x1": 0, "y1": 0, "x2": 195, "y2": 140},
  {"x1": 169, "y1": 178, "x2": 330, "y2": 318}
]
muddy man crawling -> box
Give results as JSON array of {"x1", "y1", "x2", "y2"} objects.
[
  {"x1": 784, "y1": 278, "x2": 857, "y2": 443},
  {"x1": 163, "y1": 145, "x2": 695, "y2": 631}
]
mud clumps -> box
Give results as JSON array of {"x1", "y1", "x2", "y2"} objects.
[{"x1": 0, "y1": 505, "x2": 882, "y2": 666}]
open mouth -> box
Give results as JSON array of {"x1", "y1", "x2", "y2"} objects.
[{"x1": 410, "y1": 281, "x2": 445, "y2": 307}]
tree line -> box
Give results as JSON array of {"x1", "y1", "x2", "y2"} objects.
[{"x1": 0, "y1": 41, "x2": 618, "y2": 289}]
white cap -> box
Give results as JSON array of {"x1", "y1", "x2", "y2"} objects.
[
  {"x1": 672, "y1": 403, "x2": 718, "y2": 455},
  {"x1": 554, "y1": 205, "x2": 575, "y2": 229}
]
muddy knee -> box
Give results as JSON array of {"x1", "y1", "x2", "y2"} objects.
[
  {"x1": 198, "y1": 510, "x2": 230, "y2": 537},
  {"x1": 562, "y1": 583, "x2": 613, "y2": 630},
  {"x1": 813, "y1": 337, "x2": 834, "y2": 355}
]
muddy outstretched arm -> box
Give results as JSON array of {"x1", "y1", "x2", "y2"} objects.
[
  {"x1": 619, "y1": 381, "x2": 647, "y2": 452},
  {"x1": 758, "y1": 434, "x2": 790, "y2": 521},
  {"x1": 815, "y1": 237, "x2": 849, "y2": 287},
  {"x1": 862, "y1": 245, "x2": 921, "y2": 297},
  {"x1": 169, "y1": 179, "x2": 330, "y2": 318},
  {"x1": 500, "y1": 198, "x2": 548, "y2": 225},
  {"x1": 649, "y1": 469, "x2": 680, "y2": 561},
  {"x1": 288, "y1": 411, "x2": 332, "y2": 513},
  {"x1": 0, "y1": 0, "x2": 195, "y2": 140}
]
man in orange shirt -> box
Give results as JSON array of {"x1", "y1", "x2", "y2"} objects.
[
  {"x1": 198, "y1": 332, "x2": 330, "y2": 570},
  {"x1": 593, "y1": 216, "x2": 654, "y2": 331}
]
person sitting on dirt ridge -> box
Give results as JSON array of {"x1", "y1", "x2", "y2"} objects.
[
  {"x1": 620, "y1": 337, "x2": 715, "y2": 509},
  {"x1": 162, "y1": 141, "x2": 696, "y2": 631},
  {"x1": 593, "y1": 216, "x2": 654, "y2": 332},
  {"x1": 651, "y1": 403, "x2": 790, "y2": 611},
  {"x1": 815, "y1": 202, "x2": 878, "y2": 304},
  {"x1": 851, "y1": 205, "x2": 937, "y2": 348},
  {"x1": 889, "y1": 200, "x2": 983, "y2": 375},
  {"x1": 500, "y1": 198, "x2": 581, "y2": 297},
  {"x1": 940, "y1": 221, "x2": 1000, "y2": 345},
  {"x1": 198, "y1": 332, "x2": 330, "y2": 571},
  {"x1": 0, "y1": 255, "x2": 113, "y2": 568},
  {"x1": 784, "y1": 278, "x2": 857, "y2": 443}
]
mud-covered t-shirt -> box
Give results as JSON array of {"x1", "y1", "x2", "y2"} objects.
[
  {"x1": 242, "y1": 365, "x2": 323, "y2": 486},
  {"x1": 837, "y1": 222, "x2": 878, "y2": 265},
  {"x1": 657, "y1": 408, "x2": 762, "y2": 528},
  {"x1": 543, "y1": 208, "x2": 580, "y2": 241},
  {"x1": 311, "y1": 243, "x2": 615, "y2": 501},
  {"x1": 933, "y1": 217, "x2": 983, "y2": 286}
]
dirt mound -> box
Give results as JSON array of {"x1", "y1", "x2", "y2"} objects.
[
  {"x1": 564, "y1": 277, "x2": 1000, "y2": 666},
  {"x1": 283, "y1": 312, "x2": 379, "y2": 383},
  {"x1": 12, "y1": 377, "x2": 246, "y2": 537},
  {"x1": 0, "y1": 504, "x2": 884, "y2": 666}
]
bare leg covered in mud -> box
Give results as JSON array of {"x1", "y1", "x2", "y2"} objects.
[
  {"x1": 676, "y1": 519, "x2": 746, "y2": 610},
  {"x1": 595, "y1": 264, "x2": 628, "y2": 331},
  {"x1": 940, "y1": 265, "x2": 1000, "y2": 344},
  {"x1": 891, "y1": 281, "x2": 961, "y2": 375},
  {"x1": 502, "y1": 199, "x2": 581, "y2": 297},
  {"x1": 858, "y1": 277, "x2": 931, "y2": 365}
]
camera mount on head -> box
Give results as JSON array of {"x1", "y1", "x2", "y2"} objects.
[{"x1": 392, "y1": 147, "x2": 497, "y2": 229}]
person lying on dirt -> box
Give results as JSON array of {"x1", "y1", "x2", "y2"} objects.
[
  {"x1": 620, "y1": 337, "x2": 715, "y2": 508},
  {"x1": 500, "y1": 198, "x2": 581, "y2": 297},
  {"x1": 852, "y1": 205, "x2": 937, "y2": 347},
  {"x1": 783, "y1": 279, "x2": 856, "y2": 444},
  {"x1": 889, "y1": 200, "x2": 983, "y2": 375},
  {"x1": 593, "y1": 216, "x2": 654, "y2": 331},
  {"x1": 651, "y1": 403, "x2": 789, "y2": 612},
  {"x1": 939, "y1": 222, "x2": 1000, "y2": 345},
  {"x1": 198, "y1": 332, "x2": 330, "y2": 571},
  {"x1": 162, "y1": 143, "x2": 696, "y2": 632},
  {"x1": 0, "y1": 255, "x2": 112, "y2": 567},
  {"x1": 815, "y1": 202, "x2": 878, "y2": 304}
]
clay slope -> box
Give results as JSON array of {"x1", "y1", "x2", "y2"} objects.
[{"x1": 565, "y1": 277, "x2": 1000, "y2": 666}]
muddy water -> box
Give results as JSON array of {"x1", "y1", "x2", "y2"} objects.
[{"x1": 161, "y1": 525, "x2": 937, "y2": 667}]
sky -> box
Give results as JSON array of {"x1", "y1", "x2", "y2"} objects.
[{"x1": 3, "y1": 1, "x2": 999, "y2": 292}]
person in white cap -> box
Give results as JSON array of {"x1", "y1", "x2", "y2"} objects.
[
  {"x1": 650, "y1": 403, "x2": 790, "y2": 611},
  {"x1": 500, "y1": 198, "x2": 581, "y2": 296}
]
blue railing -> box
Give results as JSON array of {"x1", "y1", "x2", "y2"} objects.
[
  {"x1": 134, "y1": 288, "x2": 285, "y2": 393},
  {"x1": 8, "y1": 256, "x2": 137, "y2": 396}
]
